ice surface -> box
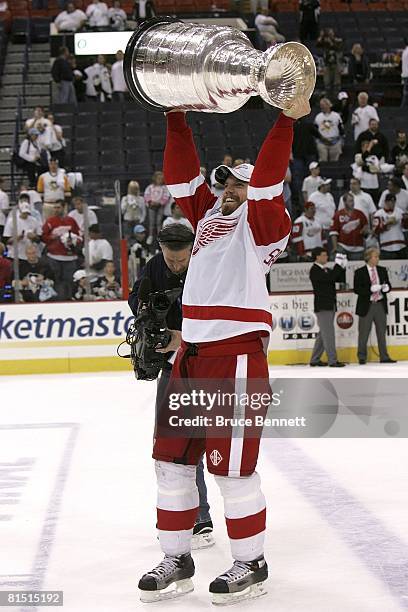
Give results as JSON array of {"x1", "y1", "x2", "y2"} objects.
[{"x1": 0, "y1": 365, "x2": 407, "y2": 611}]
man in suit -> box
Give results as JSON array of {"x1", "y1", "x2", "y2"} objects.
[
  {"x1": 309, "y1": 246, "x2": 347, "y2": 367},
  {"x1": 353, "y1": 247, "x2": 397, "y2": 364}
]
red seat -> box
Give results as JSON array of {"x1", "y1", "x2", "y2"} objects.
[
  {"x1": 175, "y1": 0, "x2": 196, "y2": 11},
  {"x1": 155, "y1": 0, "x2": 177, "y2": 12}
]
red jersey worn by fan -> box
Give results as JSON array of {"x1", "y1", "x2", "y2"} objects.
[
  {"x1": 150, "y1": 111, "x2": 293, "y2": 572},
  {"x1": 42, "y1": 215, "x2": 82, "y2": 259},
  {"x1": 329, "y1": 208, "x2": 367, "y2": 252}
]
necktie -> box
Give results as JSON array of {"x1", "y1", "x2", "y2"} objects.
[{"x1": 370, "y1": 267, "x2": 381, "y2": 302}]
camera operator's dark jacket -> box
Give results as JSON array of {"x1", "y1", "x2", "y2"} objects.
[{"x1": 128, "y1": 252, "x2": 185, "y2": 331}]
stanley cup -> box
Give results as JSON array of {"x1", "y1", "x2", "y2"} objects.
[{"x1": 123, "y1": 17, "x2": 316, "y2": 113}]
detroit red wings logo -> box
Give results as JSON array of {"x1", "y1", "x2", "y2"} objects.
[{"x1": 192, "y1": 217, "x2": 239, "y2": 256}]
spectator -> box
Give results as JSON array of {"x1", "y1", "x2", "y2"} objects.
[
  {"x1": 129, "y1": 224, "x2": 151, "y2": 278},
  {"x1": 210, "y1": 154, "x2": 233, "y2": 197},
  {"x1": 44, "y1": 113, "x2": 66, "y2": 167},
  {"x1": 351, "y1": 91, "x2": 379, "y2": 140},
  {"x1": 299, "y1": 0, "x2": 320, "y2": 45},
  {"x1": 309, "y1": 179, "x2": 336, "y2": 233},
  {"x1": 0, "y1": 2, "x2": 8, "y2": 11},
  {"x1": 88, "y1": 224, "x2": 114, "y2": 276},
  {"x1": 316, "y1": 28, "x2": 343, "y2": 94},
  {"x1": 314, "y1": 97, "x2": 343, "y2": 162},
  {"x1": 0, "y1": 176, "x2": 9, "y2": 239},
  {"x1": 162, "y1": 203, "x2": 194, "y2": 231},
  {"x1": 292, "y1": 118, "x2": 318, "y2": 209},
  {"x1": 373, "y1": 193, "x2": 408, "y2": 260},
  {"x1": 17, "y1": 183, "x2": 42, "y2": 220},
  {"x1": 121, "y1": 180, "x2": 146, "y2": 238},
  {"x1": 54, "y1": 1, "x2": 86, "y2": 32},
  {"x1": 302, "y1": 161, "x2": 323, "y2": 202},
  {"x1": 356, "y1": 118, "x2": 389, "y2": 162},
  {"x1": 330, "y1": 192, "x2": 368, "y2": 260},
  {"x1": 402, "y1": 162, "x2": 408, "y2": 190},
  {"x1": 86, "y1": 0, "x2": 109, "y2": 29},
  {"x1": 111, "y1": 50, "x2": 128, "y2": 101},
  {"x1": 255, "y1": 8, "x2": 285, "y2": 46},
  {"x1": 338, "y1": 177, "x2": 376, "y2": 225},
  {"x1": 17, "y1": 192, "x2": 42, "y2": 226},
  {"x1": 42, "y1": 200, "x2": 82, "y2": 300},
  {"x1": 109, "y1": 0, "x2": 127, "y2": 31},
  {"x1": 291, "y1": 201, "x2": 323, "y2": 260},
  {"x1": 24, "y1": 106, "x2": 50, "y2": 132},
  {"x1": 72, "y1": 269, "x2": 96, "y2": 301},
  {"x1": 133, "y1": 0, "x2": 156, "y2": 23},
  {"x1": 379, "y1": 177, "x2": 408, "y2": 213},
  {"x1": 68, "y1": 196, "x2": 98, "y2": 233},
  {"x1": 51, "y1": 47, "x2": 77, "y2": 105},
  {"x1": 391, "y1": 130, "x2": 408, "y2": 172},
  {"x1": 144, "y1": 171, "x2": 171, "y2": 246},
  {"x1": 348, "y1": 44, "x2": 371, "y2": 85},
  {"x1": 17, "y1": 244, "x2": 56, "y2": 303},
  {"x1": 93, "y1": 260, "x2": 122, "y2": 300},
  {"x1": 332, "y1": 91, "x2": 350, "y2": 125},
  {"x1": 37, "y1": 158, "x2": 71, "y2": 220},
  {"x1": 70, "y1": 56, "x2": 88, "y2": 103},
  {"x1": 85, "y1": 55, "x2": 112, "y2": 102},
  {"x1": 3, "y1": 200, "x2": 42, "y2": 262},
  {"x1": 18, "y1": 129, "x2": 46, "y2": 188},
  {"x1": 283, "y1": 166, "x2": 292, "y2": 216},
  {"x1": 352, "y1": 143, "x2": 393, "y2": 204},
  {"x1": 0, "y1": 242, "x2": 12, "y2": 301},
  {"x1": 401, "y1": 38, "x2": 408, "y2": 108}
]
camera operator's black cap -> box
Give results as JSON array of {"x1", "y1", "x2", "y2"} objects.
[{"x1": 158, "y1": 224, "x2": 195, "y2": 250}]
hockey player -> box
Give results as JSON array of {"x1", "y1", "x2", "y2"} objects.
[
  {"x1": 138, "y1": 97, "x2": 311, "y2": 605},
  {"x1": 291, "y1": 201, "x2": 324, "y2": 259}
]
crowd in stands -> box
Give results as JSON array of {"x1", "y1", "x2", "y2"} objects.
[{"x1": 52, "y1": 47, "x2": 127, "y2": 104}]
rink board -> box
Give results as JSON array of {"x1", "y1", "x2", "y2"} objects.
[{"x1": 0, "y1": 292, "x2": 407, "y2": 375}]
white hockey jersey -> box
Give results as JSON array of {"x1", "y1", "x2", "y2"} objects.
[{"x1": 164, "y1": 112, "x2": 293, "y2": 343}]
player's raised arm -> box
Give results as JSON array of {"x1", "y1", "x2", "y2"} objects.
[
  {"x1": 247, "y1": 98, "x2": 311, "y2": 263},
  {"x1": 164, "y1": 111, "x2": 217, "y2": 230}
]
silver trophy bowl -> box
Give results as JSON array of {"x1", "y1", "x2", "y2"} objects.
[{"x1": 124, "y1": 17, "x2": 316, "y2": 113}]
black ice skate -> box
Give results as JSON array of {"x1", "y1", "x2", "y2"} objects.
[
  {"x1": 138, "y1": 553, "x2": 195, "y2": 603},
  {"x1": 209, "y1": 556, "x2": 268, "y2": 606},
  {"x1": 192, "y1": 520, "x2": 215, "y2": 550}
]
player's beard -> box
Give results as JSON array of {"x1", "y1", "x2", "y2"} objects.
[{"x1": 221, "y1": 196, "x2": 241, "y2": 216}]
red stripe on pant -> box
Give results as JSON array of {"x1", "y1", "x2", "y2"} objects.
[
  {"x1": 157, "y1": 507, "x2": 199, "y2": 531},
  {"x1": 226, "y1": 508, "x2": 266, "y2": 539}
]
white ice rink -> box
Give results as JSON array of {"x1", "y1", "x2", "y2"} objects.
[{"x1": 1, "y1": 364, "x2": 408, "y2": 612}]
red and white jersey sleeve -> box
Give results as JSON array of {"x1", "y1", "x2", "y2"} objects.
[
  {"x1": 164, "y1": 113, "x2": 217, "y2": 230},
  {"x1": 165, "y1": 112, "x2": 293, "y2": 343},
  {"x1": 246, "y1": 113, "x2": 293, "y2": 271}
]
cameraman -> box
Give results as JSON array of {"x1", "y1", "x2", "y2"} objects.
[{"x1": 128, "y1": 223, "x2": 214, "y2": 549}]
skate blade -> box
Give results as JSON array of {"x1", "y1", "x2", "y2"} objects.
[
  {"x1": 211, "y1": 581, "x2": 267, "y2": 606},
  {"x1": 140, "y1": 578, "x2": 194, "y2": 603},
  {"x1": 192, "y1": 532, "x2": 215, "y2": 550}
]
